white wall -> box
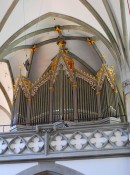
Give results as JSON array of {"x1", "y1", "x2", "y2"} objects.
[
  {"x1": 0, "y1": 108, "x2": 10, "y2": 132},
  {"x1": 56, "y1": 157, "x2": 130, "y2": 175},
  {"x1": 0, "y1": 157, "x2": 130, "y2": 175},
  {"x1": 0, "y1": 162, "x2": 38, "y2": 175}
]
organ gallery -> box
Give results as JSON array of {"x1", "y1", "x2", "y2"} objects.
[{"x1": 11, "y1": 27, "x2": 126, "y2": 126}]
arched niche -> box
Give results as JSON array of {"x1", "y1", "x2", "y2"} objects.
[
  {"x1": 16, "y1": 162, "x2": 84, "y2": 175},
  {"x1": 34, "y1": 170, "x2": 61, "y2": 175}
]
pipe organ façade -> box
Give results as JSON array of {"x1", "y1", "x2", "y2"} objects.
[{"x1": 12, "y1": 50, "x2": 126, "y2": 126}]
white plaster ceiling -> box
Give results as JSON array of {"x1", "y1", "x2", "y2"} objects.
[
  {"x1": 0, "y1": 89, "x2": 10, "y2": 114},
  {"x1": 29, "y1": 43, "x2": 58, "y2": 82},
  {"x1": 15, "y1": 17, "x2": 79, "y2": 40},
  {"x1": 95, "y1": 40, "x2": 120, "y2": 79},
  {"x1": 108, "y1": 0, "x2": 123, "y2": 39},
  {"x1": 0, "y1": 62, "x2": 13, "y2": 101},
  {"x1": 0, "y1": 0, "x2": 130, "y2": 120},
  {"x1": 87, "y1": 0, "x2": 116, "y2": 39},
  {"x1": 66, "y1": 40, "x2": 101, "y2": 71},
  {"x1": 5, "y1": 49, "x2": 31, "y2": 80},
  {"x1": 0, "y1": 109, "x2": 10, "y2": 132},
  {"x1": 0, "y1": 0, "x2": 13, "y2": 22},
  {"x1": 0, "y1": 62, "x2": 13, "y2": 115},
  {"x1": 124, "y1": 0, "x2": 130, "y2": 48}
]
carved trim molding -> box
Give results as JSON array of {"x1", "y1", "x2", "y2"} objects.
[
  {"x1": 97, "y1": 64, "x2": 116, "y2": 91},
  {"x1": 0, "y1": 123, "x2": 129, "y2": 161},
  {"x1": 13, "y1": 61, "x2": 116, "y2": 100}
]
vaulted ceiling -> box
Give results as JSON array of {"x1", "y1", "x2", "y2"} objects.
[{"x1": 0, "y1": 0, "x2": 130, "y2": 120}]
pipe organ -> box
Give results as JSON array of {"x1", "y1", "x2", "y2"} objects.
[
  {"x1": 100, "y1": 78, "x2": 116, "y2": 118},
  {"x1": 30, "y1": 80, "x2": 50, "y2": 125},
  {"x1": 12, "y1": 54, "x2": 126, "y2": 126},
  {"x1": 77, "y1": 77, "x2": 98, "y2": 121},
  {"x1": 12, "y1": 87, "x2": 27, "y2": 125},
  {"x1": 52, "y1": 66, "x2": 74, "y2": 122}
]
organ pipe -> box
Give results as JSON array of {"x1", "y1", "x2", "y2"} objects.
[{"x1": 12, "y1": 61, "x2": 126, "y2": 125}]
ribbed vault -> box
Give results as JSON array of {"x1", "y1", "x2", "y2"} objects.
[{"x1": 0, "y1": 0, "x2": 130, "y2": 121}]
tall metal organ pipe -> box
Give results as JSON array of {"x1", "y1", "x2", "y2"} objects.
[{"x1": 12, "y1": 64, "x2": 126, "y2": 125}]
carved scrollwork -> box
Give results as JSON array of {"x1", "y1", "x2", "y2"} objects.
[
  {"x1": 31, "y1": 71, "x2": 51, "y2": 96},
  {"x1": 13, "y1": 56, "x2": 116, "y2": 101},
  {"x1": 51, "y1": 55, "x2": 74, "y2": 84},
  {"x1": 97, "y1": 64, "x2": 116, "y2": 91},
  {"x1": 13, "y1": 76, "x2": 31, "y2": 99},
  {"x1": 76, "y1": 71, "x2": 97, "y2": 90}
]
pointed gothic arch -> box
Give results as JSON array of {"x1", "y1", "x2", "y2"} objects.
[{"x1": 16, "y1": 162, "x2": 84, "y2": 175}]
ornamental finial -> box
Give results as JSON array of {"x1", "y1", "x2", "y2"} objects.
[
  {"x1": 31, "y1": 45, "x2": 37, "y2": 52},
  {"x1": 101, "y1": 54, "x2": 106, "y2": 59},
  {"x1": 86, "y1": 38, "x2": 95, "y2": 45},
  {"x1": 55, "y1": 25, "x2": 62, "y2": 33},
  {"x1": 18, "y1": 65, "x2": 22, "y2": 76}
]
